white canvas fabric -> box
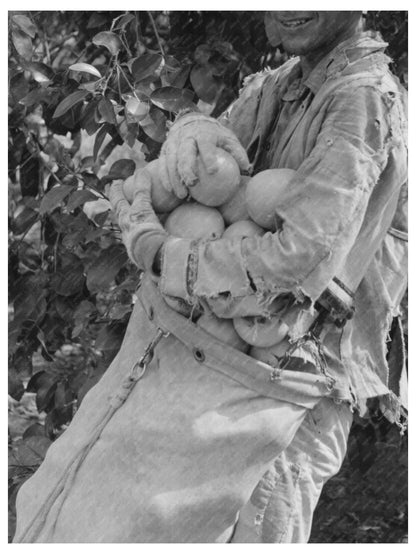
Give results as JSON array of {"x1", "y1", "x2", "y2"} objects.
[{"x1": 14, "y1": 274, "x2": 335, "y2": 543}]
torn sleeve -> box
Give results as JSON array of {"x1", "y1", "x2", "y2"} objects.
[{"x1": 160, "y1": 86, "x2": 395, "y2": 305}]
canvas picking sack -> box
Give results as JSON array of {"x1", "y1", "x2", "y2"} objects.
[{"x1": 14, "y1": 274, "x2": 334, "y2": 543}]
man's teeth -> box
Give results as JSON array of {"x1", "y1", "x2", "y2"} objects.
[{"x1": 282, "y1": 19, "x2": 312, "y2": 28}]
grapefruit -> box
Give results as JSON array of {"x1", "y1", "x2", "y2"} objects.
[
  {"x1": 122, "y1": 159, "x2": 182, "y2": 213},
  {"x1": 250, "y1": 338, "x2": 291, "y2": 365},
  {"x1": 197, "y1": 310, "x2": 249, "y2": 352},
  {"x1": 246, "y1": 168, "x2": 297, "y2": 230},
  {"x1": 147, "y1": 159, "x2": 182, "y2": 213},
  {"x1": 222, "y1": 219, "x2": 265, "y2": 240},
  {"x1": 165, "y1": 202, "x2": 225, "y2": 240},
  {"x1": 218, "y1": 175, "x2": 250, "y2": 225},
  {"x1": 189, "y1": 148, "x2": 241, "y2": 207},
  {"x1": 250, "y1": 339, "x2": 317, "y2": 371},
  {"x1": 233, "y1": 315, "x2": 289, "y2": 347}
]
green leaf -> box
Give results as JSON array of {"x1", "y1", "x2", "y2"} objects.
[
  {"x1": 24, "y1": 61, "x2": 54, "y2": 83},
  {"x1": 12, "y1": 281, "x2": 47, "y2": 327},
  {"x1": 92, "y1": 31, "x2": 122, "y2": 56},
  {"x1": 140, "y1": 107, "x2": 167, "y2": 143},
  {"x1": 95, "y1": 322, "x2": 125, "y2": 352},
  {"x1": 19, "y1": 87, "x2": 57, "y2": 107},
  {"x1": 69, "y1": 62, "x2": 102, "y2": 79},
  {"x1": 114, "y1": 13, "x2": 136, "y2": 29},
  {"x1": 66, "y1": 189, "x2": 99, "y2": 211},
  {"x1": 22, "y1": 423, "x2": 46, "y2": 439},
  {"x1": 50, "y1": 256, "x2": 85, "y2": 297},
  {"x1": 106, "y1": 158, "x2": 136, "y2": 181},
  {"x1": 98, "y1": 97, "x2": 117, "y2": 125},
  {"x1": 108, "y1": 303, "x2": 132, "y2": 320},
  {"x1": 87, "y1": 12, "x2": 109, "y2": 29},
  {"x1": 39, "y1": 185, "x2": 73, "y2": 215},
  {"x1": 29, "y1": 373, "x2": 58, "y2": 413},
  {"x1": 52, "y1": 90, "x2": 89, "y2": 119},
  {"x1": 8, "y1": 372, "x2": 25, "y2": 401},
  {"x1": 118, "y1": 118, "x2": 139, "y2": 148},
  {"x1": 131, "y1": 53, "x2": 163, "y2": 82},
  {"x1": 71, "y1": 300, "x2": 96, "y2": 338},
  {"x1": 93, "y1": 123, "x2": 110, "y2": 160},
  {"x1": 161, "y1": 63, "x2": 191, "y2": 88},
  {"x1": 80, "y1": 99, "x2": 101, "y2": 136},
  {"x1": 170, "y1": 64, "x2": 192, "y2": 89},
  {"x1": 10, "y1": 346, "x2": 34, "y2": 380},
  {"x1": 12, "y1": 15, "x2": 37, "y2": 38},
  {"x1": 86, "y1": 244, "x2": 128, "y2": 292},
  {"x1": 125, "y1": 96, "x2": 149, "y2": 121},
  {"x1": 19, "y1": 155, "x2": 40, "y2": 197},
  {"x1": 11, "y1": 206, "x2": 38, "y2": 235},
  {"x1": 26, "y1": 371, "x2": 50, "y2": 393},
  {"x1": 79, "y1": 81, "x2": 100, "y2": 93},
  {"x1": 190, "y1": 65, "x2": 222, "y2": 104},
  {"x1": 36, "y1": 383, "x2": 57, "y2": 414},
  {"x1": 13, "y1": 436, "x2": 52, "y2": 467},
  {"x1": 54, "y1": 297, "x2": 75, "y2": 321},
  {"x1": 54, "y1": 382, "x2": 73, "y2": 410},
  {"x1": 12, "y1": 29, "x2": 33, "y2": 60},
  {"x1": 9, "y1": 72, "x2": 29, "y2": 102},
  {"x1": 150, "y1": 86, "x2": 196, "y2": 114},
  {"x1": 73, "y1": 300, "x2": 96, "y2": 322}
]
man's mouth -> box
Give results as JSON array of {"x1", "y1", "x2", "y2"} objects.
[{"x1": 280, "y1": 17, "x2": 314, "y2": 29}]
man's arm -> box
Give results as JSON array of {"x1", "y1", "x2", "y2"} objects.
[{"x1": 159, "y1": 85, "x2": 406, "y2": 307}]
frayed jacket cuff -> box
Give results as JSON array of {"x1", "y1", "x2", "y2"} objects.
[{"x1": 159, "y1": 237, "x2": 194, "y2": 300}]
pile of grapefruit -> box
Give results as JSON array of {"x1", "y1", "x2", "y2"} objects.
[{"x1": 124, "y1": 148, "x2": 297, "y2": 361}]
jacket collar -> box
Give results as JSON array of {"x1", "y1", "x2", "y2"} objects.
[{"x1": 282, "y1": 31, "x2": 388, "y2": 99}]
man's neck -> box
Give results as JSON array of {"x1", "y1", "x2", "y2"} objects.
[{"x1": 299, "y1": 20, "x2": 365, "y2": 80}]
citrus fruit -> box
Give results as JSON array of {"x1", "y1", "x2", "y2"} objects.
[
  {"x1": 246, "y1": 168, "x2": 296, "y2": 230},
  {"x1": 189, "y1": 148, "x2": 241, "y2": 207},
  {"x1": 197, "y1": 310, "x2": 248, "y2": 352},
  {"x1": 163, "y1": 295, "x2": 201, "y2": 319},
  {"x1": 165, "y1": 202, "x2": 225, "y2": 239},
  {"x1": 250, "y1": 338, "x2": 291, "y2": 365},
  {"x1": 122, "y1": 159, "x2": 182, "y2": 213},
  {"x1": 222, "y1": 219, "x2": 265, "y2": 240},
  {"x1": 250, "y1": 339, "x2": 317, "y2": 371},
  {"x1": 218, "y1": 175, "x2": 250, "y2": 224},
  {"x1": 147, "y1": 159, "x2": 182, "y2": 213},
  {"x1": 233, "y1": 315, "x2": 289, "y2": 347}
]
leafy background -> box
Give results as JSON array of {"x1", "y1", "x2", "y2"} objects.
[{"x1": 8, "y1": 11, "x2": 408, "y2": 542}]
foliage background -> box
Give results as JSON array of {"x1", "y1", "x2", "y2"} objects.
[{"x1": 8, "y1": 10, "x2": 408, "y2": 542}]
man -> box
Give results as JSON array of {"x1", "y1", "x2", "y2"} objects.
[
  {"x1": 155, "y1": 11, "x2": 408, "y2": 542},
  {"x1": 14, "y1": 12, "x2": 407, "y2": 543}
]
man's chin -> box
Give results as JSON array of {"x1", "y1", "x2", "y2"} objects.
[{"x1": 280, "y1": 42, "x2": 310, "y2": 57}]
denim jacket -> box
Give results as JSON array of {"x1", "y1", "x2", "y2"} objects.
[{"x1": 159, "y1": 32, "x2": 408, "y2": 423}]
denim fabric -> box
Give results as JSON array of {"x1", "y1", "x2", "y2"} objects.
[
  {"x1": 161, "y1": 32, "x2": 408, "y2": 420},
  {"x1": 230, "y1": 397, "x2": 353, "y2": 542}
]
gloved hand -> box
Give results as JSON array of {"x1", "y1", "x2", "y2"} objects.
[
  {"x1": 109, "y1": 168, "x2": 167, "y2": 274},
  {"x1": 158, "y1": 111, "x2": 251, "y2": 199}
]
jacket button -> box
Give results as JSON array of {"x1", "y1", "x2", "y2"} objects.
[
  {"x1": 148, "y1": 306, "x2": 154, "y2": 320},
  {"x1": 193, "y1": 347, "x2": 205, "y2": 363}
]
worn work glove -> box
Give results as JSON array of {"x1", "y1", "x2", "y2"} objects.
[
  {"x1": 109, "y1": 168, "x2": 167, "y2": 274},
  {"x1": 158, "y1": 111, "x2": 251, "y2": 199}
]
